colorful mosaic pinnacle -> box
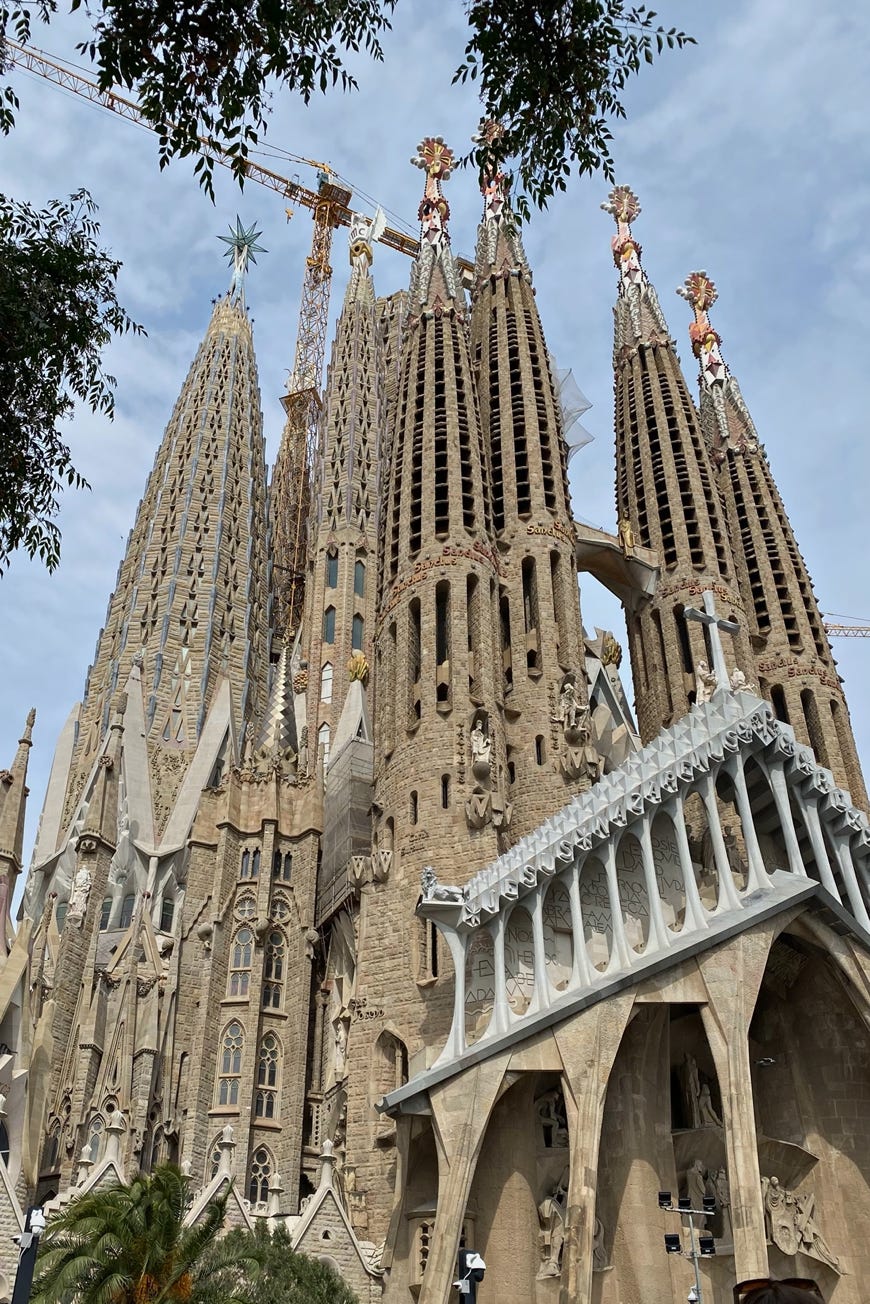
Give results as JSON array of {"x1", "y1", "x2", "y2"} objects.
[
  {"x1": 601, "y1": 183, "x2": 641, "y2": 229},
  {"x1": 411, "y1": 136, "x2": 455, "y2": 182},
  {"x1": 677, "y1": 270, "x2": 727, "y2": 378}
]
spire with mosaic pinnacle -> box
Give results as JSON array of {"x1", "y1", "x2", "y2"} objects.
[
  {"x1": 605, "y1": 186, "x2": 752, "y2": 741},
  {"x1": 470, "y1": 120, "x2": 598, "y2": 838},
  {"x1": 349, "y1": 139, "x2": 505, "y2": 1240},
  {"x1": 678, "y1": 271, "x2": 868, "y2": 806},
  {"x1": 303, "y1": 213, "x2": 384, "y2": 772},
  {"x1": 52, "y1": 229, "x2": 270, "y2": 844}
]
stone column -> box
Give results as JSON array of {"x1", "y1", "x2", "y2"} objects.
[
  {"x1": 699, "y1": 926, "x2": 775, "y2": 1281},
  {"x1": 552, "y1": 991, "x2": 635, "y2": 1304},
  {"x1": 417, "y1": 1053, "x2": 512, "y2": 1304}
]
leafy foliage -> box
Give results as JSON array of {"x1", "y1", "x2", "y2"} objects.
[
  {"x1": 2, "y1": 1, "x2": 690, "y2": 205},
  {"x1": 458, "y1": 2, "x2": 694, "y2": 217},
  {"x1": 32, "y1": 1165, "x2": 258, "y2": 1304},
  {"x1": 0, "y1": 188, "x2": 142, "y2": 573},
  {"x1": 198, "y1": 1222, "x2": 358, "y2": 1304}
]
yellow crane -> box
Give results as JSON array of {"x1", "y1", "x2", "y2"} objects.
[{"x1": 6, "y1": 42, "x2": 474, "y2": 636}]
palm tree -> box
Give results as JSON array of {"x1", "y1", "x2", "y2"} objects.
[{"x1": 31, "y1": 1165, "x2": 258, "y2": 1304}]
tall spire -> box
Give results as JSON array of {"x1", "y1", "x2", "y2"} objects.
[
  {"x1": 678, "y1": 272, "x2": 868, "y2": 805},
  {"x1": 605, "y1": 187, "x2": 751, "y2": 740},
  {"x1": 0, "y1": 708, "x2": 34, "y2": 943},
  {"x1": 470, "y1": 120, "x2": 598, "y2": 835},
  {"x1": 302, "y1": 214, "x2": 384, "y2": 777},
  {"x1": 48, "y1": 265, "x2": 270, "y2": 845}
]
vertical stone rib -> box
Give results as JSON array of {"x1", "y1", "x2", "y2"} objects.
[
  {"x1": 678, "y1": 270, "x2": 868, "y2": 806},
  {"x1": 604, "y1": 187, "x2": 751, "y2": 741}
]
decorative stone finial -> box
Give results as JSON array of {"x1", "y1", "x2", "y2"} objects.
[
  {"x1": 677, "y1": 271, "x2": 727, "y2": 387},
  {"x1": 317, "y1": 1137, "x2": 337, "y2": 1190},
  {"x1": 347, "y1": 652, "x2": 369, "y2": 685},
  {"x1": 601, "y1": 185, "x2": 645, "y2": 290},
  {"x1": 216, "y1": 1123, "x2": 235, "y2": 1178},
  {"x1": 218, "y1": 217, "x2": 267, "y2": 304}
]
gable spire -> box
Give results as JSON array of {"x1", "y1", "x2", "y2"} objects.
[
  {"x1": 472, "y1": 118, "x2": 531, "y2": 281},
  {"x1": 602, "y1": 184, "x2": 669, "y2": 348},
  {"x1": 409, "y1": 136, "x2": 461, "y2": 309},
  {"x1": 677, "y1": 270, "x2": 760, "y2": 455}
]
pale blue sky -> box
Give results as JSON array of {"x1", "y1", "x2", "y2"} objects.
[{"x1": 3, "y1": 1, "x2": 870, "y2": 874}]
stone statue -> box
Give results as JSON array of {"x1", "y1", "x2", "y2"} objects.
[
  {"x1": 713, "y1": 1166, "x2": 732, "y2": 1242},
  {"x1": 794, "y1": 1192, "x2": 839, "y2": 1270},
  {"x1": 762, "y1": 1176, "x2": 799, "y2": 1256},
  {"x1": 537, "y1": 1167, "x2": 568, "y2": 1277},
  {"x1": 729, "y1": 667, "x2": 756, "y2": 694},
  {"x1": 536, "y1": 1089, "x2": 569, "y2": 1149},
  {"x1": 698, "y1": 1082, "x2": 722, "y2": 1127},
  {"x1": 687, "y1": 1159, "x2": 708, "y2": 1225},
  {"x1": 617, "y1": 515, "x2": 635, "y2": 555},
  {"x1": 762, "y1": 1178, "x2": 838, "y2": 1269},
  {"x1": 298, "y1": 726, "x2": 309, "y2": 774},
  {"x1": 470, "y1": 718, "x2": 492, "y2": 767},
  {"x1": 682, "y1": 1053, "x2": 702, "y2": 1129},
  {"x1": 68, "y1": 865, "x2": 92, "y2": 921},
  {"x1": 558, "y1": 679, "x2": 583, "y2": 734},
  {"x1": 333, "y1": 1015, "x2": 349, "y2": 1077},
  {"x1": 695, "y1": 661, "x2": 718, "y2": 705}
]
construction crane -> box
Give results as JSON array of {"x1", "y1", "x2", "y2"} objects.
[
  {"x1": 6, "y1": 42, "x2": 474, "y2": 636},
  {"x1": 824, "y1": 624, "x2": 870, "y2": 638}
]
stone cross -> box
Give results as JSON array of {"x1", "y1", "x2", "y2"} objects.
[{"x1": 683, "y1": 590, "x2": 738, "y2": 690}]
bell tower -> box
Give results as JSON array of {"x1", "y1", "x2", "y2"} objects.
[
  {"x1": 678, "y1": 270, "x2": 868, "y2": 807},
  {"x1": 606, "y1": 186, "x2": 752, "y2": 739}
]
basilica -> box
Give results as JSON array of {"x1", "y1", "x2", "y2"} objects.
[{"x1": 0, "y1": 134, "x2": 868, "y2": 1304}]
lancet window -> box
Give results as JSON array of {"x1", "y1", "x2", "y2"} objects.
[
  {"x1": 248, "y1": 1147, "x2": 272, "y2": 1206},
  {"x1": 217, "y1": 1021, "x2": 244, "y2": 1105},
  {"x1": 228, "y1": 928, "x2": 253, "y2": 997},
  {"x1": 262, "y1": 931, "x2": 285, "y2": 1009},
  {"x1": 255, "y1": 1033, "x2": 280, "y2": 1119}
]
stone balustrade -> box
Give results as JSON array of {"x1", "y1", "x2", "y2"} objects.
[{"x1": 404, "y1": 689, "x2": 870, "y2": 1088}]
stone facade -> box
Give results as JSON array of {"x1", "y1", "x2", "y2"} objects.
[{"x1": 1, "y1": 153, "x2": 869, "y2": 1304}]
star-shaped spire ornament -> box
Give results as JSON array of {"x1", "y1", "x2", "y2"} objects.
[{"x1": 218, "y1": 217, "x2": 267, "y2": 304}]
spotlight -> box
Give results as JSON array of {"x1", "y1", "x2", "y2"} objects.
[
  {"x1": 678, "y1": 1196, "x2": 691, "y2": 1212},
  {"x1": 699, "y1": 1234, "x2": 716, "y2": 1257},
  {"x1": 658, "y1": 1190, "x2": 673, "y2": 1209},
  {"x1": 702, "y1": 1195, "x2": 716, "y2": 1214},
  {"x1": 664, "y1": 1233, "x2": 683, "y2": 1255}
]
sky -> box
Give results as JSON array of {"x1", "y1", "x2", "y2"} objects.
[{"x1": 3, "y1": 1, "x2": 870, "y2": 876}]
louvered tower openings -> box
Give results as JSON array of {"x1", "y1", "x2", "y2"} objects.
[
  {"x1": 304, "y1": 218, "x2": 384, "y2": 765},
  {"x1": 470, "y1": 134, "x2": 598, "y2": 839},
  {"x1": 60, "y1": 295, "x2": 270, "y2": 840},
  {"x1": 605, "y1": 187, "x2": 753, "y2": 742},
  {"x1": 344, "y1": 138, "x2": 507, "y2": 1216},
  {"x1": 678, "y1": 271, "x2": 868, "y2": 806}
]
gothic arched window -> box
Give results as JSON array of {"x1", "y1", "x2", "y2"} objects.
[
  {"x1": 352, "y1": 615, "x2": 364, "y2": 651},
  {"x1": 42, "y1": 1124, "x2": 60, "y2": 1173},
  {"x1": 228, "y1": 928, "x2": 253, "y2": 997},
  {"x1": 119, "y1": 895, "x2": 135, "y2": 929},
  {"x1": 85, "y1": 1115, "x2": 104, "y2": 1163},
  {"x1": 325, "y1": 551, "x2": 338, "y2": 589},
  {"x1": 262, "y1": 932, "x2": 285, "y2": 1009},
  {"x1": 248, "y1": 1146, "x2": 272, "y2": 1206},
  {"x1": 234, "y1": 894, "x2": 256, "y2": 921},
  {"x1": 354, "y1": 559, "x2": 366, "y2": 597},
  {"x1": 319, "y1": 722, "x2": 331, "y2": 771},
  {"x1": 320, "y1": 662, "x2": 334, "y2": 703},
  {"x1": 323, "y1": 606, "x2": 336, "y2": 644},
  {"x1": 217, "y1": 1022, "x2": 244, "y2": 1105},
  {"x1": 99, "y1": 898, "x2": 111, "y2": 931},
  {"x1": 255, "y1": 1033, "x2": 280, "y2": 1118},
  {"x1": 159, "y1": 896, "x2": 175, "y2": 932},
  {"x1": 207, "y1": 1133, "x2": 223, "y2": 1180}
]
